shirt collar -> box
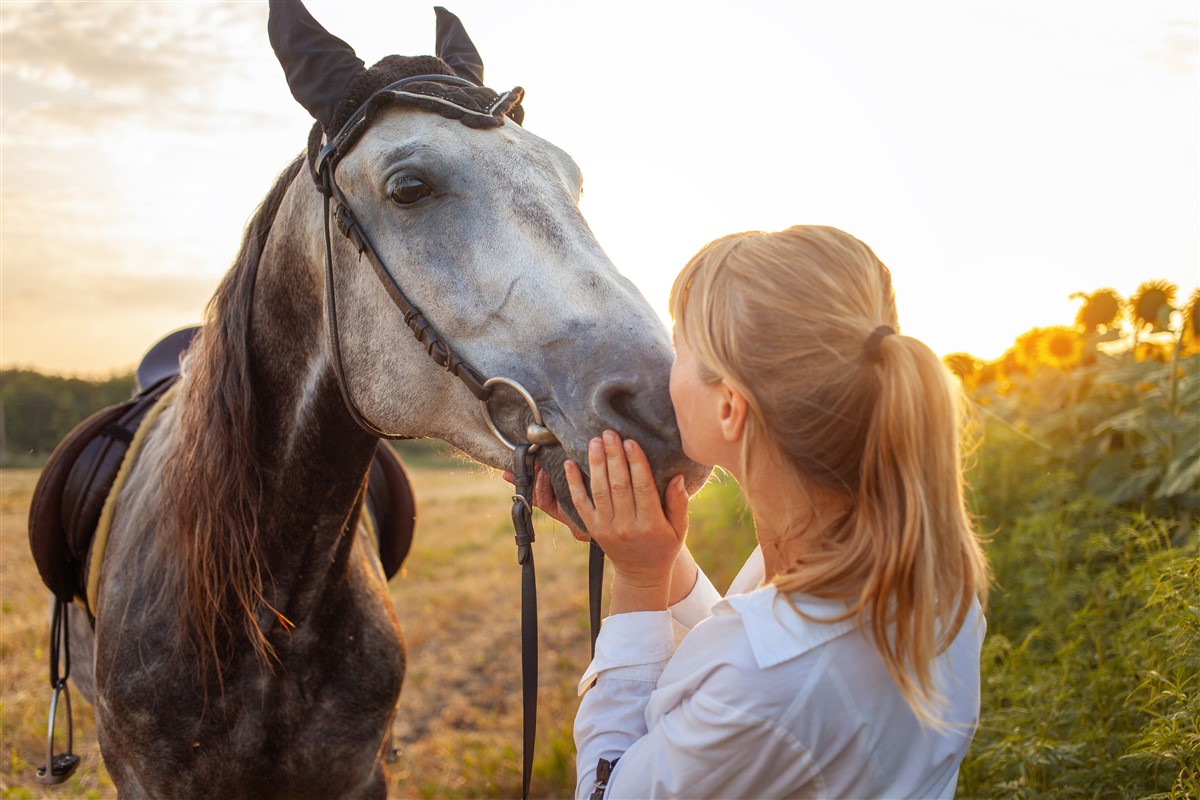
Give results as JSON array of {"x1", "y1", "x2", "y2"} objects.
[{"x1": 717, "y1": 585, "x2": 860, "y2": 669}]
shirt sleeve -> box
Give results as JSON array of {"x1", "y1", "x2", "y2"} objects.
[
  {"x1": 575, "y1": 611, "x2": 675, "y2": 797},
  {"x1": 667, "y1": 566, "x2": 721, "y2": 632},
  {"x1": 575, "y1": 665, "x2": 817, "y2": 800}
]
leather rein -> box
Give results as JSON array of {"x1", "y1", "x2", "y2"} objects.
[{"x1": 312, "y1": 74, "x2": 604, "y2": 800}]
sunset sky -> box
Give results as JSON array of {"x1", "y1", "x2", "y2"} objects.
[{"x1": 2, "y1": 1, "x2": 1197, "y2": 376}]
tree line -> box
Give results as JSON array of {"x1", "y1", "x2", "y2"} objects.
[{"x1": 1, "y1": 369, "x2": 136, "y2": 465}]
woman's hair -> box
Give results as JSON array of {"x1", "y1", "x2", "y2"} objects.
[{"x1": 669, "y1": 225, "x2": 989, "y2": 727}]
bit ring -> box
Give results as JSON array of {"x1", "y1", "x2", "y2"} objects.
[{"x1": 480, "y1": 376, "x2": 559, "y2": 453}]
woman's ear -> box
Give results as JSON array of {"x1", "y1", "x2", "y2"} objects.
[{"x1": 718, "y1": 380, "x2": 748, "y2": 443}]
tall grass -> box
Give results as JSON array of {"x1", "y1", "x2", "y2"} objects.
[
  {"x1": 961, "y1": 439, "x2": 1199, "y2": 796},
  {"x1": 951, "y1": 299, "x2": 1200, "y2": 797}
]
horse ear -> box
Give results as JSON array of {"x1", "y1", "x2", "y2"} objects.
[
  {"x1": 268, "y1": 0, "x2": 366, "y2": 129},
  {"x1": 434, "y1": 7, "x2": 485, "y2": 86}
]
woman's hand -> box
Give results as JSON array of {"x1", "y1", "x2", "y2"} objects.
[{"x1": 565, "y1": 430, "x2": 689, "y2": 613}]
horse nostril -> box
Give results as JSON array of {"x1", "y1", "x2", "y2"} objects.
[
  {"x1": 607, "y1": 389, "x2": 637, "y2": 426},
  {"x1": 591, "y1": 379, "x2": 672, "y2": 449}
]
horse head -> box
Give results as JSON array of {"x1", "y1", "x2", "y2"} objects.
[{"x1": 269, "y1": 2, "x2": 710, "y2": 522}]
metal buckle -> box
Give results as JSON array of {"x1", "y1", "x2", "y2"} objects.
[{"x1": 479, "y1": 377, "x2": 558, "y2": 452}]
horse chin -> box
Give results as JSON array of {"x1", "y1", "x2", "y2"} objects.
[{"x1": 534, "y1": 446, "x2": 588, "y2": 532}]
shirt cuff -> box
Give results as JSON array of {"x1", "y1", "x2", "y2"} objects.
[
  {"x1": 669, "y1": 568, "x2": 722, "y2": 630},
  {"x1": 577, "y1": 611, "x2": 674, "y2": 695}
]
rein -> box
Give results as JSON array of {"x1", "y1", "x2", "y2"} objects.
[{"x1": 312, "y1": 74, "x2": 604, "y2": 799}]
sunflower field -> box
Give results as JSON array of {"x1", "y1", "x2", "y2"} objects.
[{"x1": 946, "y1": 282, "x2": 1199, "y2": 797}]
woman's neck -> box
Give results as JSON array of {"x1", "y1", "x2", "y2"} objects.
[{"x1": 741, "y1": 454, "x2": 850, "y2": 582}]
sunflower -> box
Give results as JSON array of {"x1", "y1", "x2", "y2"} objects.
[
  {"x1": 1183, "y1": 289, "x2": 1200, "y2": 355},
  {"x1": 1073, "y1": 288, "x2": 1123, "y2": 332},
  {"x1": 977, "y1": 361, "x2": 1001, "y2": 386},
  {"x1": 943, "y1": 353, "x2": 979, "y2": 386},
  {"x1": 1130, "y1": 280, "x2": 1177, "y2": 333},
  {"x1": 1037, "y1": 326, "x2": 1084, "y2": 370},
  {"x1": 999, "y1": 348, "x2": 1027, "y2": 383},
  {"x1": 1134, "y1": 341, "x2": 1170, "y2": 363},
  {"x1": 1013, "y1": 328, "x2": 1044, "y2": 369}
]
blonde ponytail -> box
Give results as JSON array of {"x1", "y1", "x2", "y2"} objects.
[
  {"x1": 671, "y1": 225, "x2": 989, "y2": 727},
  {"x1": 850, "y1": 331, "x2": 988, "y2": 723}
]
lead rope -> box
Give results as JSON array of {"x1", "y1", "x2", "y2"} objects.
[{"x1": 510, "y1": 445, "x2": 538, "y2": 800}]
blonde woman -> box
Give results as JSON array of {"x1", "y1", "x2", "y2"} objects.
[{"x1": 535, "y1": 225, "x2": 989, "y2": 798}]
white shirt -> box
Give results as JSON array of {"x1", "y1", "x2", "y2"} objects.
[{"x1": 574, "y1": 547, "x2": 985, "y2": 799}]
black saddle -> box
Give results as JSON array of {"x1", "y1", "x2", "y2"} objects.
[{"x1": 28, "y1": 327, "x2": 415, "y2": 611}]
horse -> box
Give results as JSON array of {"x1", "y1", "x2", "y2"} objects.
[{"x1": 54, "y1": 4, "x2": 707, "y2": 798}]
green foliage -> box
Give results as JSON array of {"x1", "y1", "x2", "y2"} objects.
[
  {"x1": 685, "y1": 471, "x2": 757, "y2": 592},
  {"x1": 960, "y1": 304, "x2": 1199, "y2": 796},
  {"x1": 960, "y1": 502, "x2": 1198, "y2": 797},
  {"x1": 972, "y1": 350, "x2": 1199, "y2": 530},
  {"x1": 0, "y1": 369, "x2": 135, "y2": 464}
]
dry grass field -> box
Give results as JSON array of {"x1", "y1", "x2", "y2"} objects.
[{"x1": 0, "y1": 459, "x2": 608, "y2": 799}]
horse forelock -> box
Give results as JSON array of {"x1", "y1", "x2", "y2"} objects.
[{"x1": 159, "y1": 154, "x2": 307, "y2": 678}]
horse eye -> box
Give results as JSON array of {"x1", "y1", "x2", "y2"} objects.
[{"x1": 390, "y1": 178, "x2": 433, "y2": 206}]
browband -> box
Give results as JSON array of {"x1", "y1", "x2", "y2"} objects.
[{"x1": 313, "y1": 73, "x2": 524, "y2": 191}]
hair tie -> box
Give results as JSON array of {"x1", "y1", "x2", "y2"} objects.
[{"x1": 865, "y1": 325, "x2": 895, "y2": 362}]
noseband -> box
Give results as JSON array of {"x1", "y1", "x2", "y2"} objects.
[{"x1": 312, "y1": 74, "x2": 602, "y2": 800}]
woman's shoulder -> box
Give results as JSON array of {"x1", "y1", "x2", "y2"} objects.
[
  {"x1": 723, "y1": 586, "x2": 862, "y2": 668},
  {"x1": 648, "y1": 586, "x2": 881, "y2": 740}
]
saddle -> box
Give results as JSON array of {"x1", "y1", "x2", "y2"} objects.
[
  {"x1": 28, "y1": 376, "x2": 177, "y2": 605},
  {"x1": 27, "y1": 327, "x2": 416, "y2": 614}
]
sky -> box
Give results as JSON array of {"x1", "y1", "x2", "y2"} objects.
[{"x1": 1, "y1": 0, "x2": 1197, "y2": 376}]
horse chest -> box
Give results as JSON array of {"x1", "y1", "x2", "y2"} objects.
[{"x1": 94, "y1": 566, "x2": 404, "y2": 799}]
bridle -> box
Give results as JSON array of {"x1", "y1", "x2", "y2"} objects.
[{"x1": 312, "y1": 74, "x2": 604, "y2": 800}]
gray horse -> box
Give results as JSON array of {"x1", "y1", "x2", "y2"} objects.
[{"x1": 64, "y1": 4, "x2": 706, "y2": 798}]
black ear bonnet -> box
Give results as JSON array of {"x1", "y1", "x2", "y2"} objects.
[{"x1": 268, "y1": 1, "x2": 524, "y2": 187}]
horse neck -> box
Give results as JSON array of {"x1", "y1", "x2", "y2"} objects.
[
  {"x1": 163, "y1": 163, "x2": 379, "y2": 636},
  {"x1": 242, "y1": 174, "x2": 381, "y2": 598}
]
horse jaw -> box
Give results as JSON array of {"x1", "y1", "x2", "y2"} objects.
[{"x1": 321, "y1": 107, "x2": 710, "y2": 509}]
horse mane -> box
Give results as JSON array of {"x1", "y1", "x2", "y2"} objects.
[{"x1": 161, "y1": 154, "x2": 306, "y2": 678}]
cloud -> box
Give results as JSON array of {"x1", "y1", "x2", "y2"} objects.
[
  {"x1": 0, "y1": 1, "x2": 280, "y2": 142},
  {"x1": 0, "y1": 1, "x2": 261, "y2": 94}
]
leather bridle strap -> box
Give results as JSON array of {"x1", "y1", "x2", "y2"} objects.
[
  {"x1": 510, "y1": 445, "x2": 538, "y2": 800},
  {"x1": 320, "y1": 172, "x2": 492, "y2": 439},
  {"x1": 321, "y1": 188, "x2": 395, "y2": 437},
  {"x1": 588, "y1": 541, "x2": 604, "y2": 657},
  {"x1": 315, "y1": 75, "x2": 498, "y2": 438}
]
